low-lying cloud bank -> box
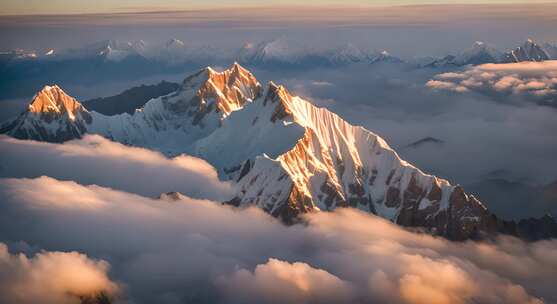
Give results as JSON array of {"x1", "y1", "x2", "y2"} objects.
[
  {"x1": 0, "y1": 242, "x2": 119, "y2": 304},
  {"x1": 427, "y1": 60, "x2": 557, "y2": 104},
  {"x1": 0, "y1": 176, "x2": 556, "y2": 303},
  {"x1": 0, "y1": 135, "x2": 233, "y2": 200}
]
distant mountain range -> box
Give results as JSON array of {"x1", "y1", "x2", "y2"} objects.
[
  {"x1": 1, "y1": 63, "x2": 555, "y2": 241},
  {"x1": 3, "y1": 38, "x2": 555, "y2": 68},
  {"x1": 419, "y1": 39, "x2": 557, "y2": 67},
  {"x1": 1, "y1": 38, "x2": 556, "y2": 99},
  {"x1": 2, "y1": 38, "x2": 403, "y2": 67}
]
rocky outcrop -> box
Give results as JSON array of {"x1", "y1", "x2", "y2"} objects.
[{"x1": 503, "y1": 39, "x2": 551, "y2": 63}]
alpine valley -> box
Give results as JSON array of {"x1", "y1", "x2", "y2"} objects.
[{"x1": 1, "y1": 63, "x2": 554, "y2": 241}]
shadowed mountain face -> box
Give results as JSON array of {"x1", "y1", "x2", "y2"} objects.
[
  {"x1": 1, "y1": 63, "x2": 555, "y2": 241},
  {"x1": 84, "y1": 81, "x2": 179, "y2": 115},
  {"x1": 503, "y1": 39, "x2": 551, "y2": 63},
  {"x1": 403, "y1": 137, "x2": 445, "y2": 149}
]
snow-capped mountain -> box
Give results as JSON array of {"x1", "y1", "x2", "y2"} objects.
[
  {"x1": 41, "y1": 39, "x2": 152, "y2": 63},
  {"x1": 237, "y1": 38, "x2": 402, "y2": 67},
  {"x1": 237, "y1": 38, "x2": 314, "y2": 65},
  {"x1": 326, "y1": 43, "x2": 368, "y2": 64},
  {"x1": 368, "y1": 50, "x2": 403, "y2": 64},
  {"x1": 455, "y1": 41, "x2": 504, "y2": 65},
  {"x1": 6, "y1": 37, "x2": 556, "y2": 70},
  {"x1": 2, "y1": 63, "x2": 513, "y2": 240},
  {"x1": 152, "y1": 39, "x2": 189, "y2": 64},
  {"x1": 422, "y1": 41, "x2": 504, "y2": 67},
  {"x1": 0, "y1": 85, "x2": 92, "y2": 142},
  {"x1": 503, "y1": 39, "x2": 551, "y2": 63},
  {"x1": 419, "y1": 39, "x2": 557, "y2": 68},
  {"x1": 224, "y1": 82, "x2": 496, "y2": 241}
]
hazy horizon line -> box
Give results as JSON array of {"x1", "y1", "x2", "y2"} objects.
[{"x1": 2, "y1": 2, "x2": 557, "y2": 17}]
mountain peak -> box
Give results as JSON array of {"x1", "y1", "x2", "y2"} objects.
[
  {"x1": 28, "y1": 85, "x2": 87, "y2": 120},
  {"x1": 166, "y1": 38, "x2": 185, "y2": 48},
  {"x1": 1, "y1": 85, "x2": 92, "y2": 142},
  {"x1": 505, "y1": 39, "x2": 549, "y2": 62},
  {"x1": 179, "y1": 63, "x2": 262, "y2": 119}
]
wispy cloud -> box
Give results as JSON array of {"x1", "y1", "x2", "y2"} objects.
[{"x1": 0, "y1": 135, "x2": 233, "y2": 200}]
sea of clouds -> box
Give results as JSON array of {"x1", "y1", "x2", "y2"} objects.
[
  {"x1": 1, "y1": 176, "x2": 556, "y2": 303},
  {"x1": 0, "y1": 135, "x2": 556, "y2": 303}
]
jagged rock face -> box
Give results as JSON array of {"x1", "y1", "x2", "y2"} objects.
[
  {"x1": 503, "y1": 39, "x2": 550, "y2": 63},
  {"x1": 0, "y1": 85, "x2": 91, "y2": 142},
  {"x1": 229, "y1": 81, "x2": 496, "y2": 240},
  {"x1": 1, "y1": 64, "x2": 507, "y2": 240},
  {"x1": 179, "y1": 63, "x2": 262, "y2": 118}
]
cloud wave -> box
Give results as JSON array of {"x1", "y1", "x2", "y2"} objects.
[
  {"x1": 427, "y1": 60, "x2": 557, "y2": 103},
  {"x1": 0, "y1": 176, "x2": 555, "y2": 303},
  {"x1": 0, "y1": 135, "x2": 233, "y2": 200}
]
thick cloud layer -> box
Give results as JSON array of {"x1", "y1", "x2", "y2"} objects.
[
  {"x1": 427, "y1": 61, "x2": 557, "y2": 104},
  {"x1": 217, "y1": 258, "x2": 355, "y2": 304},
  {"x1": 0, "y1": 135, "x2": 233, "y2": 200},
  {"x1": 0, "y1": 242, "x2": 119, "y2": 304},
  {"x1": 0, "y1": 176, "x2": 555, "y2": 303}
]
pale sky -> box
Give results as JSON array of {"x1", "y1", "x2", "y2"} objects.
[{"x1": 1, "y1": 0, "x2": 556, "y2": 15}]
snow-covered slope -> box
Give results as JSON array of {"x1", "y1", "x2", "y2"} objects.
[{"x1": 1, "y1": 63, "x2": 501, "y2": 240}]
